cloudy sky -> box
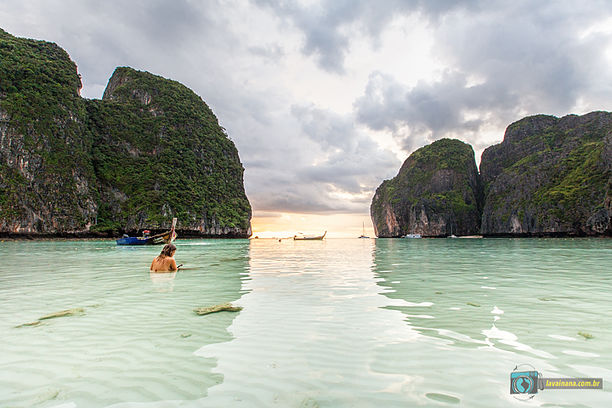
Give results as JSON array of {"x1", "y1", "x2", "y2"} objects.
[{"x1": 2, "y1": 0, "x2": 612, "y2": 236}]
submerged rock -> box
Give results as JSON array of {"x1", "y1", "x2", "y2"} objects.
[
  {"x1": 15, "y1": 307, "x2": 85, "y2": 328},
  {"x1": 370, "y1": 139, "x2": 483, "y2": 237},
  {"x1": 194, "y1": 303, "x2": 243, "y2": 316},
  {"x1": 38, "y1": 307, "x2": 85, "y2": 321}
]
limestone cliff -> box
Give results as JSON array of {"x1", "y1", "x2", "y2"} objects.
[
  {"x1": 0, "y1": 29, "x2": 251, "y2": 237},
  {"x1": 87, "y1": 67, "x2": 252, "y2": 237},
  {"x1": 0, "y1": 29, "x2": 97, "y2": 234},
  {"x1": 480, "y1": 112, "x2": 612, "y2": 236},
  {"x1": 370, "y1": 139, "x2": 483, "y2": 237}
]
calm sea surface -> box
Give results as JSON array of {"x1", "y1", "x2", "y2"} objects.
[{"x1": 0, "y1": 238, "x2": 611, "y2": 407}]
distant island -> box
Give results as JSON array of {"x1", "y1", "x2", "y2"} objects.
[
  {"x1": 0, "y1": 28, "x2": 251, "y2": 238},
  {"x1": 372, "y1": 112, "x2": 612, "y2": 237}
]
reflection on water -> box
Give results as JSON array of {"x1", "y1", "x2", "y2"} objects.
[
  {"x1": 371, "y1": 238, "x2": 612, "y2": 406},
  {"x1": 373, "y1": 239, "x2": 612, "y2": 348},
  {"x1": 194, "y1": 238, "x2": 421, "y2": 407},
  {"x1": 0, "y1": 239, "x2": 249, "y2": 408},
  {"x1": 0, "y1": 238, "x2": 610, "y2": 407},
  {"x1": 149, "y1": 271, "x2": 177, "y2": 292}
]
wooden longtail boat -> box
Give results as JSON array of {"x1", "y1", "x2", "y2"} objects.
[
  {"x1": 293, "y1": 231, "x2": 327, "y2": 240},
  {"x1": 116, "y1": 218, "x2": 177, "y2": 246}
]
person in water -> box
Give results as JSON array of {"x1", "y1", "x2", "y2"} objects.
[{"x1": 150, "y1": 243, "x2": 179, "y2": 272}]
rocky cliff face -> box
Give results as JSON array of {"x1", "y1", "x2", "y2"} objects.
[
  {"x1": 0, "y1": 29, "x2": 97, "y2": 234},
  {"x1": 480, "y1": 112, "x2": 612, "y2": 236},
  {"x1": 371, "y1": 139, "x2": 483, "y2": 237},
  {"x1": 371, "y1": 112, "x2": 612, "y2": 238},
  {"x1": 87, "y1": 67, "x2": 252, "y2": 237},
  {"x1": 0, "y1": 29, "x2": 251, "y2": 237}
]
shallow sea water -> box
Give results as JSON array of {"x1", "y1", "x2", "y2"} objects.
[{"x1": 0, "y1": 238, "x2": 611, "y2": 407}]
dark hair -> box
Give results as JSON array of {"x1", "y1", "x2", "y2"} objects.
[{"x1": 159, "y1": 243, "x2": 176, "y2": 257}]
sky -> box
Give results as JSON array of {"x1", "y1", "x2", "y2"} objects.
[{"x1": 2, "y1": 0, "x2": 612, "y2": 237}]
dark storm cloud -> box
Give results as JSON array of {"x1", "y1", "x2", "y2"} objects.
[
  {"x1": 354, "y1": 71, "x2": 520, "y2": 151},
  {"x1": 254, "y1": 0, "x2": 482, "y2": 72},
  {"x1": 255, "y1": 0, "x2": 612, "y2": 155},
  {"x1": 353, "y1": 2, "x2": 612, "y2": 151}
]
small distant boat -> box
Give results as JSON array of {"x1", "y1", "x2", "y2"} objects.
[
  {"x1": 358, "y1": 222, "x2": 369, "y2": 239},
  {"x1": 403, "y1": 233, "x2": 422, "y2": 239},
  {"x1": 116, "y1": 218, "x2": 177, "y2": 246},
  {"x1": 294, "y1": 231, "x2": 327, "y2": 240}
]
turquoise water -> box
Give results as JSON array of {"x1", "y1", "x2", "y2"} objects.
[{"x1": 0, "y1": 238, "x2": 610, "y2": 407}]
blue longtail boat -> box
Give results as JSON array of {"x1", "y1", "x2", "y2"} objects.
[{"x1": 116, "y1": 218, "x2": 177, "y2": 246}]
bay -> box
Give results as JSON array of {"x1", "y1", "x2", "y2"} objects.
[{"x1": 0, "y1": 238, "x2": 610, "y2": 407}]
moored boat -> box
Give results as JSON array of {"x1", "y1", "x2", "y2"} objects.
[
  {"x1": 116, "y1": 218, "x2": 177, "y2": 245},
  {"x1": 358, "y1": 222, "x2": 369, "y2": 239},
  {"x1": 403, "y1": 233, "x2": 422, "y2": 239},
  {"x1": 293, "y1": 231, "x2": 327, "y2": 240}
]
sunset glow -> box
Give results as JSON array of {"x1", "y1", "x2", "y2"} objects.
[{"x1": 251, "y1": 212, "x2": 374, "y2": 239}]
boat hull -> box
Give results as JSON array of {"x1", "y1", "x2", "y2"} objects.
[
  {"x1": 116, "y1": 220, "x2": 177, "y2": 246},
  {"x1": 116, "y1": 232, "x2": 176, "y2": 245},
  {"x1": 116, "y1": 237, "x2": 152, "y2": 245},
  {"x1": 294, "y1": 231, "x2": 327, "y2": 240}
]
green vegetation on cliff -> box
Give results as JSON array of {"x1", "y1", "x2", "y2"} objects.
[
  {"x1": 371, "y1": 139, "x2": 483, "y2": 237},
  {"x1": 0, "y1": 28, "x2": 83, "y2": 131},
  {"x1": 0, "y1": 29, "x2": 97, "y2": 232},
  {"x1": 0, "y1": 29, "x2": 251, "y2": 236},
  {"x1": 88, "y1": 67, "x2": 251, "y2": 234},
  {"x1": 480, "y1": 112, "x2": 611, "y2": 235},
  {"x1": 533, "y1": 141, "x2": 607, "y2": 221},
  {"x1": 372, "y1": 112, "x2": 611, "y2": 238}
]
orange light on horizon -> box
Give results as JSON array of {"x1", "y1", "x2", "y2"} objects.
[{"x1": 251, "y1": 212, "x2": 375, "y2": 238}]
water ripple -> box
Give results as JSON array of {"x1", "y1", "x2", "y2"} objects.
[{"x1": 1, "y1": 238, "x2": 611, "y2": 407}]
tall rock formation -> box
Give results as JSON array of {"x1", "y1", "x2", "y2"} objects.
[
  {"x1": 0, "y1": 28, "x2": 97, "y2": 234},
  {"x1": 0, "y1": 29, "x2": 251, "y2": 237},
  {"x1": 371, "y1": 139, "x2": 483, "y2": 237},
  {"x1": 87, "y1": 67, "x2": 252, "y2": 237},
  {"x1": 480, "y1": 112, "x2": 612, "y2": 236}
]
